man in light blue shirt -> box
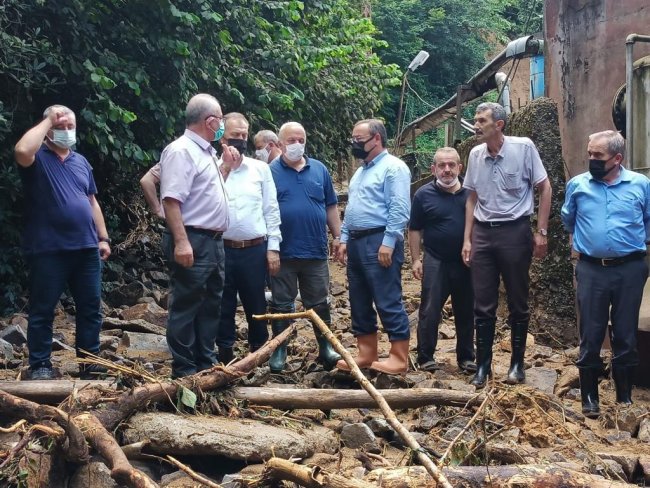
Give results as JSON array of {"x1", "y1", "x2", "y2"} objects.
[
  {"x1": 561, "y1": 130, "x2": 650, "y2": 418},
  {"x1": 336, "y1": 118, "x2": 411, "y2": 374}
]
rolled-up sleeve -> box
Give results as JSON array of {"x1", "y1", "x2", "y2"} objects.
[
  {"x1": 383, "y1": 164, "x2": 411, "y2": 248},
  {"x1": 160, "y1": 147, "x2": 195, "y2": 203}
]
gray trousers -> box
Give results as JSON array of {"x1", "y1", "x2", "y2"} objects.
[
  {"x1": 270, "y1": 259, "x2": 329, "y2": 312},
  {"x1": 163, "y1": 230, "x2": 225, "y2": 378}
]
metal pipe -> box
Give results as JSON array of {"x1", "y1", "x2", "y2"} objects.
[{"x1": 625, "y1": 34, "x2": 650, "y2": 167}]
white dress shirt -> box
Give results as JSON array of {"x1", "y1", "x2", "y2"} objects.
[{"x1": 220, "y1": 156, "x2": 282, "y2": 251}]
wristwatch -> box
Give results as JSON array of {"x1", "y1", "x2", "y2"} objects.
[
  {"x1": 537, "y1": 229, "x2": 548, "y2": 237},
  {"x1": 99, "y1": 236, "x2": 112, "y2": 244}
]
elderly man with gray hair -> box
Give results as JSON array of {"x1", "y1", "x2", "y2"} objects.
[
  {"x1": 562, "y1": 130, "x2": 650, "y2": 418},
  {"x1": 159, "y1": 93, "x2": 239, "y2": 378},
  {"x1": 462, "y1": 102, "x2": 552, "y2": 388}
]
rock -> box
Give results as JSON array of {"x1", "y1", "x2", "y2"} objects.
[
  {"x1": 604, "y1": 430, "x2": 632, "y2": 443},
  {"x1": 418, "y1": 407, "x2": 443, "y2": 431},
  {"x1": 123, "y1": 412, "x2": 338, "y2": 461},
  {"x1": 602, "y1": 406, "x2": 646, "y2": 434},
  {"x1": 220, "y1": 473, "x2": 242, "y2": 488},
  {"x1": 525, "y1": 367, "x2": 558, "y2": 395},
  {"x1": 107, "y1": 281, "x2": 147, "y2": 307},
  {"x1": 555, "y1": 368, "x2": 580, "y2": 397},
  {"x1": 103, "y1": 316, "x2": 166, "y2": 335},
  {"x1": 104, "y1": 261, "x2": 124, "y2": 281},
  {"x1": 9, "y1": 314, "x2": 28, "y2": 329},
  {"x1": 374, "y1": 374, "x2": 409, "y2": 389},
  {"x1": 390, "y1": 431, "x2": 427, "y2": 450},
  {"x1": 564, "y1": 388, "x2": 581, "y2": 400},
  {"x1": 438, "y1": 322, "x2": 456, "y2": 339},
  {"x1": 639, "y1": 456, "x2": 650, "y2": 482},
  {"x1": 593, "y1": 459, "x2": 626, "y2": 481},
  {"x1": 340, "y1": 423, "x2": 380, "y2": 451},
  {"x1": 52, "y1": 338, "x2": 74, "y2": 352},
  {"x1": 120, "y1": 301, "x2": 168, "y2": 327},
  {"x1": 149, "y1": 270, "x2": 170, "y2": 284},
  {"x1": 157, "y1": 290, "x2": 171, "y2": 310},
  {"x1": 499, "y1": 333, "x2": 535, "y2": 353},
  {"x1": 0, "y1": 338, "x2": 14, "y2": 360},
  {"x1": 330, "y1": 281, "x2": 346, "y2": 296},
  {"x1": 161, "y1": 471, "x2": 196, "y2": 487},
  {"x1": 530, "y1": 345, "x2": 553, "y2": 359},
  {"x1": 120, "y1": 331, "x2": 170, "y2": 357},
  {"x1": 638, "y1": 418, "x2": 650, "y2": 442},
  {"x1": 0, "y1": 324, "x2": 27, "y2": 347},
  {"x1": 366, "y1": 418, "x2": 395, "y2": 440},
  {"x1": 595, "y1": 452, "x2": 638, "y2": 479},
  {"x1": 69, "y1": 458, "x2": 119, "y2": 487}
]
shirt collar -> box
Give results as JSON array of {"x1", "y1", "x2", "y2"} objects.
[
  {"x1": 279, "y1": 156, "x2": 310, "y2": 169},
  {"x1": 364, "y1": 149, "x2": 389, "y2": 168},
  {"x1": 588, "y1": 165, "x2": 632, "y2": 185},
  {"x1": 184, "y1": 129, "x2": 213, "y2": 152},
  {"x1": 482, "y1": 138, "x2": 507, "y2": 161},
  {"x1": 42, "y1": 143, "x2": 73, "y2": 162}
]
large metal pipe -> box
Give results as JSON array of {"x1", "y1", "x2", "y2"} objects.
[{"x1": 625, "y1": 34, "x2": 650, "y2": 167}]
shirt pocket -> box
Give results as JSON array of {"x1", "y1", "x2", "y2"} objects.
[
  {"x1": 306, "y1": 181, "x2": 325, "y2": 203},
  {"x1": 501, "y1": 171, "x2": 522, "y2": 191},
  {"x1": 608, "y1": 198, "x2": 642, "y2": 225}
]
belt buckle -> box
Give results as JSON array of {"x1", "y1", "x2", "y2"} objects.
[
  {"x1": 233, "y1": 240, "x2": 245, "y2": 248},
  {"x1": 489, "y1": 221, "x2": 501, "y2": 228},
  {"x1": 601, "y1": 258, "x2": 614, "y2": 267}
]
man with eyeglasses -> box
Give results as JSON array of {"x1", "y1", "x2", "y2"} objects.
[
  {"x1": 409, "y1": 147, "x2": 476, "y2": 374},
  {"x1": 158, "y1": 93, "x2": 238, "y2": 378},
  {"x1": 335, "y1": 119, "x2": 411, "y2": 375}
]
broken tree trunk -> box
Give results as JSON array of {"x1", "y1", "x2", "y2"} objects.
[
  {"x1": 0, "y1": 380, "x2": 114, "y2": 404},
  {"x1": 233, "y1": 387, "x2": 482, "y2": 409},
  {"x1": 254, "y1": 310, "x2": 454, "y2": 488},
  {"x1": 365, "y1": 464, "x2": 634, "y2": 488},
  {"x1": 265, "y1": 457, "x2": 376, "y2": 488}
]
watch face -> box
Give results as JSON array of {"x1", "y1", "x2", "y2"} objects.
[{"x1": 539, "y1": 229, "x2": 547, "y2": 236}]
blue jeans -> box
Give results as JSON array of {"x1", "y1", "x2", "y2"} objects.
[
  {"x1": 347, "y1": 232, "x2": 410, "y2": 341},
  {"x1": 27, "y1": 248, "x2": 102, "y2": 369},
  {"x1": 216, "y1": 243, "x2": 269, "y2": 349},
  {"x1": 163, "y1": 229, "x2": 225, "y2": 378}
]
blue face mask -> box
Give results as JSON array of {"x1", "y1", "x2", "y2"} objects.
[{"x1": 213, "y1": 120, "x2": 225, "y2": 142}]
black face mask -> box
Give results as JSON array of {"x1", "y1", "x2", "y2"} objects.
[
  {"x1": 589, "y1": 157, "x2": 616, "y2": 180},
  {"x1": 351, "y1": 137, "x2": 374, "y2": 160},
  {"x1": 227, "y1": 138, "x2": 247, "y2": 154}
]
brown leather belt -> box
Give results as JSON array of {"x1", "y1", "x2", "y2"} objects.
[{"x1": 223, "y1": 237, "x2": 265, "y2": 249}]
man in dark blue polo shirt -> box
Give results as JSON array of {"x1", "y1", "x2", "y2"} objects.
[
  {"x1": 268, "y1": 121, "x2": 342, "y2": 373},
  {"x1": 14, "y1": 105, "x2": 112, "y2": 380},
  {"x1": 409, "y1": 147, "x2": 476, "y2": 373}
]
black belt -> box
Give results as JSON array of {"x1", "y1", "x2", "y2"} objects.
[
  {"x1": 579, "y1": 251, "x2": 646, "y2": 267},
  {"x1": 349, "y1": 226, "x2": 386, "y2": 239},
  {"x1": 185, "y1": 226, "x2": 223, "y2": 239},
  {"x1": 474, "y1": 215, "x2": 530, "y2": 228}
]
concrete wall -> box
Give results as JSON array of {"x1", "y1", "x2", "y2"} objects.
[{"x1": 544, "y1": 0, "x2": 650, "y2": 177}]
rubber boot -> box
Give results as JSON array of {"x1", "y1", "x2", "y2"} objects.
[
  {"x1": 336, "y1": 332, "x2": 378, "y2": 371},
  {"x1": 579, "y1": 368, "x2": 600, "y2": 418},
  {"x1": 218, "y1": 346, "x2": 234, "y2": 365},
  {"x1": 269, "y1": 318, "x2": 291, "y2": 373},
  {"x1": 312, "y1": 304, "x2": 341, "y2": 370},
  {"x1": 505, "y1": 321, "x2": 528, "y2": 384},
  {"x1": 370, "y1": 339, "x2": 410, "y2": 375},
  {"x1": 611, "y1": 365, "x2": 633, "y2": 405},
  {"x1": 470, "y1": 320, "x2": 495, "y2": 388}
]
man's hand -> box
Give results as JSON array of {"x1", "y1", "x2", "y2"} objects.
[
  {"x1": 174, "y1": 239, "x2": 194, "y2": 268},
  {"x1": 99, "y1": 242, "x2": 111, "y2": 261},
  {"x1": 267, "y1": 250, "x2": 280, "y2": 276},
  {"x1": 462, "y1": 240, "x2": 471, "y2": 267},
  {"x1": 221, "y1": 144, "x2": 241, "y2": 170},
  {"x1": 330, "y1": 237, "x2": 341, "y2": 257},
  {"x1": 533, "y1": 233, "x2": 548, "y2": 259},
  {"x1": 47, "y1": 107, "x2": 69, "y2": 127},
  {"x1": 412, "y1": 258, "x2": 423, "y2": 280},
  {"x1": 336, "y1": 243, "x2": 347, "y2": 265},
  {"x1": 378, "y1": 245, "x2": 393, "y2": 268}
]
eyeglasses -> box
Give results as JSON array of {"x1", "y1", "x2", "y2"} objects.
[
  {"x1": 205, "y1": 114, "x2": 223, "y2": 123},
  {"x1": 349, "y1": 136, "x2": 374, "y2": 144}
]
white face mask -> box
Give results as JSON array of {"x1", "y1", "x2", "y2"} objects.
[
  {"x1": 255, "y1": 145, "x2": 270, "y2": 162},
  {"x1": 284, "y1": 142, "x2": 305, "y2": 161},
  {"x1": 50, "y1": 129, "x2": 76, "y2": 149},
  {"x1": 436, "y1": 177, "x2": 459, "y2": 189}
]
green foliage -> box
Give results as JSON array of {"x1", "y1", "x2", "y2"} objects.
[{"x1": 0, "y1": 0, "x2": 399, "y2": 313}]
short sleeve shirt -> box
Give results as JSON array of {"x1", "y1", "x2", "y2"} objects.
[
  {"x1": 463, "y1": 136, "x2": 547, "y2": 221},
  {"x1": 19, "y1": 145, "x2": 98, "y2": 255},
  {"x1": 270, "y1": 156, "x2": 337, "y2": 259}
]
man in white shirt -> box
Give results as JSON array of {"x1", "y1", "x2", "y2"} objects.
[
  {"x1": 254, "y1": 130, "x2": 282, "y2": 164},
  {"x1": 215, "y1": 113, "x2": 282, "y2": 362}
]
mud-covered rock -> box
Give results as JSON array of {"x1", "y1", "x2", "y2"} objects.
[{"x1": 341, "y1": 423, "x2": 380, "y2": 452}]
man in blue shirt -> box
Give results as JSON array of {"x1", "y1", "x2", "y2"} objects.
[
  {"x1": 335, "y1": 119, "x2": 411, "y2": 374},
  {"x1": 561, "y1": 130, "x2": 650, "y2": 418},
  {"x1": 268, "y1": 122, "x2": 342, "y2": 373},
  {"x1": 15, "y1": 105, "x2": 112, "y2": 380}
]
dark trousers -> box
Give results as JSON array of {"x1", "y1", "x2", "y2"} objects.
[
  {"x1": 576, "y1": 259, "x2": 648, "y2": 369},
  {"x1": 417, "y1": 251, "x2": 474, "y2": 365},
  {"x1": 27, "y1": 248, "x2": 102, "y2": 369},
  {"x1": 270, "y1": 259, "x2": 329, "y2": 311},
  {"x1": 470, "y1": 219, "x2": 533, "y2": 324},
  {"x1": 163, "y1": 230, "x2": 225, "y2": 378},
  {"x1": 347, "y1": 232, "x2": 410, "y2": 341},
  {"x1": 216, "y1": 243, "x2": 268, "y2": 349}
]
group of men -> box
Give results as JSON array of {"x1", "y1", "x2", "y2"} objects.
[{"x1": 14, "y1": 96, "x2": 650, "y2": 419}]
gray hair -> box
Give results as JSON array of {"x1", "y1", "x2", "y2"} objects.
[
  {"x1": 43, "y1": 105, "x2": 74, "y2": 119},
  {"x1": 185, "y1": 94, "x2": 221, "y2": 126},
  {"x1": 433, "y1": 147, "x2": 460, "y2": 164},
  {"x1": 476, "y1": 102, "x2": 507, "y2": 130},
  {"x1": 278, "y1": 122, "x2": 306, "y2": 141},
  {"x1": 589, "y1": 130, "x2": 626, "y2": 158},
  {"x1": 354, "y1": 118, "x2": 387, "y2": 146},
  {"x1": 255, "y1": 130, "x2": 279, "y2": 145}
]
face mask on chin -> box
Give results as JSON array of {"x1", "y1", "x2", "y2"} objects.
[
  {"x1": 284, "y1": 142, "x2": 305, "y2": 161},
  {"x1": 436, "y1": 177, "x2": 459, "y2": 189}
]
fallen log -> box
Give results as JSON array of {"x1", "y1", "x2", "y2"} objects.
[
  {"x1": 265, "y1": 457, "x2": 376, "y2": 488},
  {"x1": 365, "y1": 464, "x2": 634, "y2": 488},
  {"x1": 233, "y1": 387, "x2": 482, "y2": 409},
  {"x1": 0, "y1": 380, "x2": 115, "y2": 404}
]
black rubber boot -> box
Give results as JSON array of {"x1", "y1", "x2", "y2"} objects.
[
  {"x1": 611, "y1": 365, "x2": 633, "y2": 405},
  {"x1": 312, "y1": 304, "x2": 341, "y2": 370},
  {"x1": 269, "y1": 316, "x2": 292, "y2": 373},
  {"x1": 470, "y1": 320, "x2": 495, "y2": 388},
  {"x1": 506, "y1": 321, "x2": 528, "y2": 384},
  {"x1": 218, "y1": 346, "x2": 234, "y2": 365},
  {"x1": 579, "y1": 368, "x2": 600, "y2": 418}
]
